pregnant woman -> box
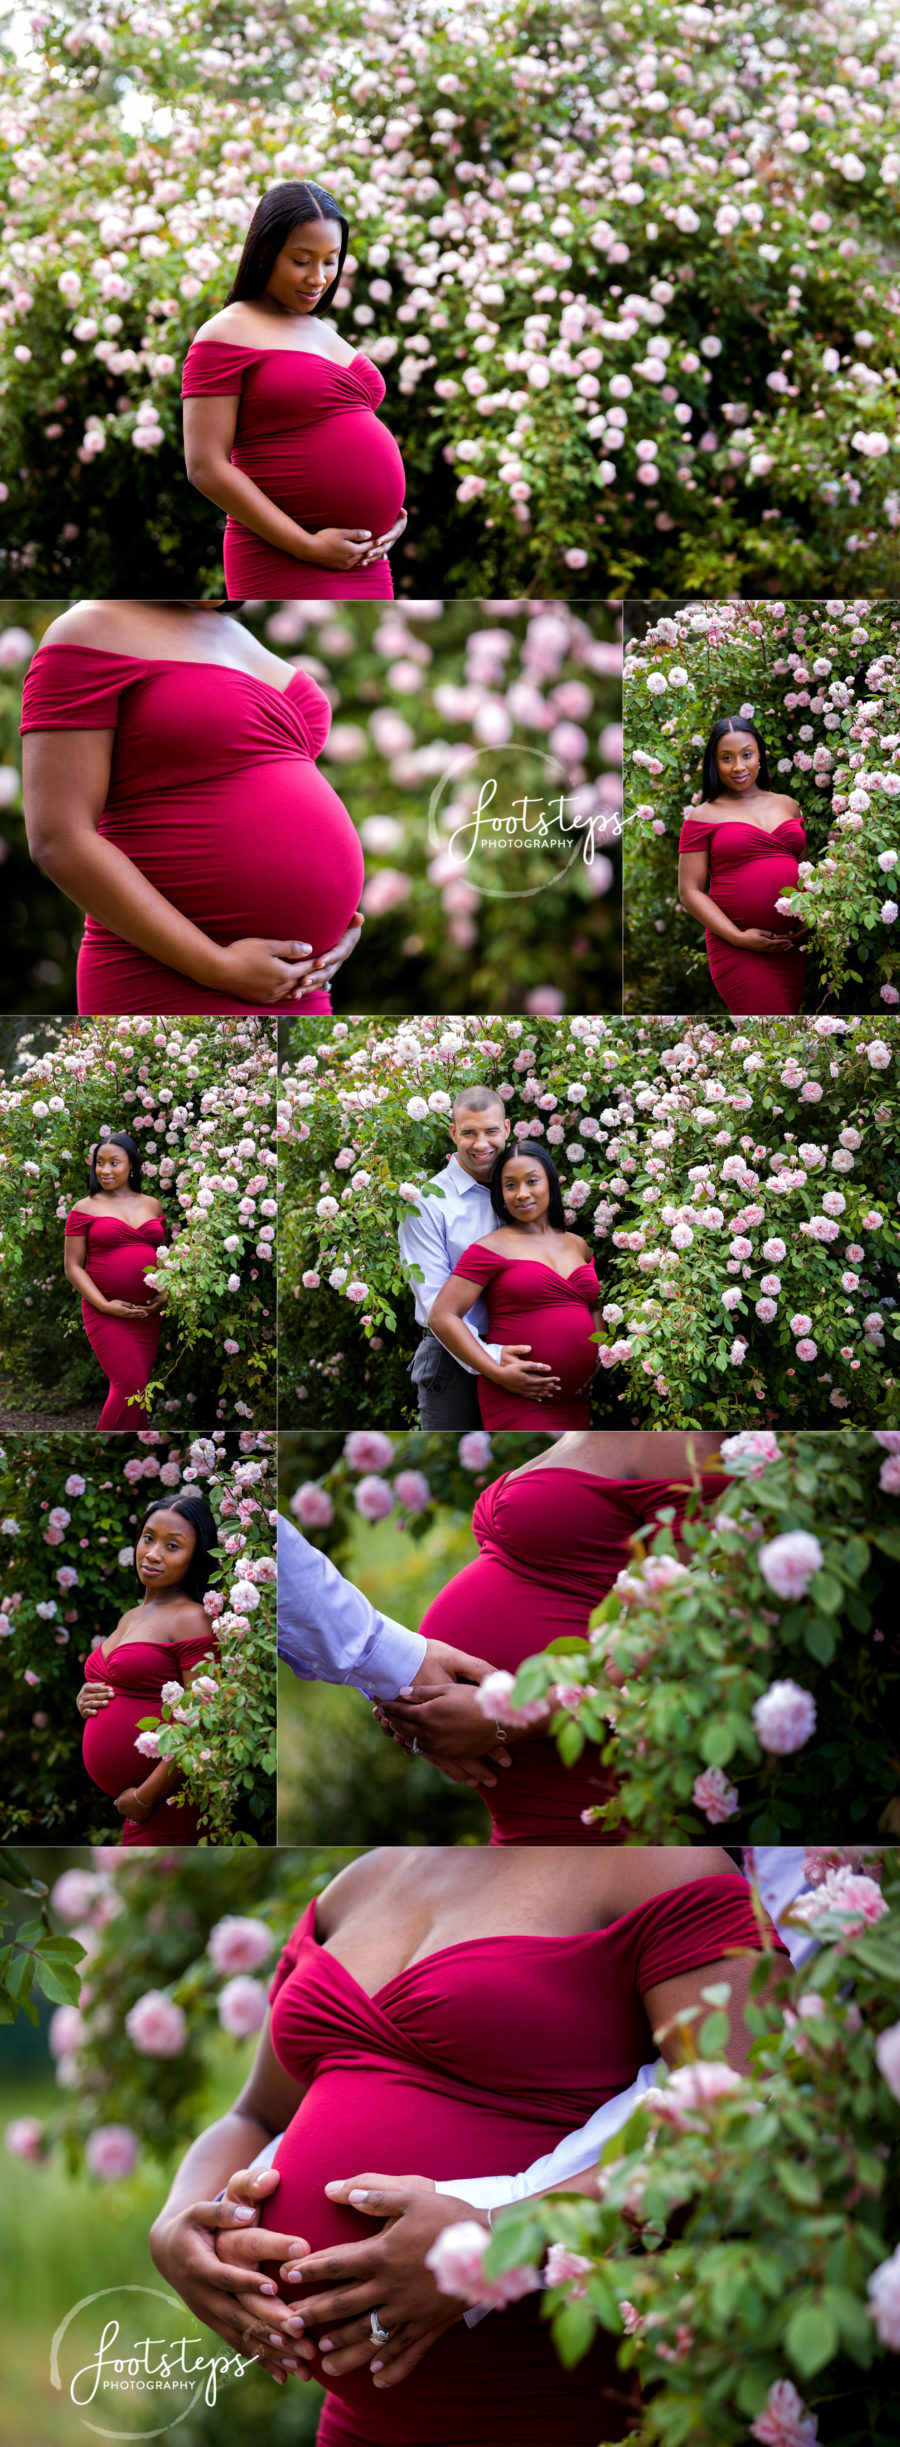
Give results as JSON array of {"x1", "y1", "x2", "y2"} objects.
[
  {"x1": 678, "y1": 717, "x2": 807, "y2": 1014},
  {"x1": 378, "y1": 1429, "x2": 728, "y2": 1844},
  {"x1": 428, "y1": 1145, "x2": 601, "y2": 1429},
  {"x1": 20, "y1": 596, "x2": 365, "y2": 1017},
  {"x1": 150, "y1": 1844, "x2": 783, "y2": 2445},
  {"x1": 182, "y1": 180, "x2": 407, "y2": 599},
  {"x1": 77, "y1": 1491, "x2": 220, "y2": 1844},
  {"x1": 63, "y1": 1131, "x2": 166, "y2": 1428}
]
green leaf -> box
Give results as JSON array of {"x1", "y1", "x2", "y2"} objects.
[
  {"x1": 699, "y1": 1718, "x2": 736, "y2": 1768},
  {"x1": 552, "y1": 2299, "x2": 596, "y2": 2367},
  {"x1": 809, "y1": 1569, "x2": 842, "y2": 1614},
  {"x1": 785, "y1": 2300, "x2": 840, "y2": 2378},
  {"x1": 804, "y1": 1618, "x2": 836, "y2": 1665},
  {"x1": 777, "y1": 2160, "x2": 821, "y2": 2209},
  {"x1": 698, "y1": 2009, "x2": 730, "y2": 2057},
  {"x1": 33, "y1": 1955, "x2": 83, "y2": 2006}
]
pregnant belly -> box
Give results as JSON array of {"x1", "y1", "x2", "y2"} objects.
[
  {"x1": 259, "y1": 2067, "x2": 610, "y2": 2445},
  {"x1": 83, "y1": 1696, "x2": 144, "y2": 1796},
  {"x1": 86, "y1": 1249, "x2": 157, "y2": 1305},
  {"x1": 420, "y1": 1550, "x2": 597, "y2": 1669},
  {"x1": 499, "y1": 1302, "x2": 596, "y2": 1397},
  {"x1": 711, "y1": 851, "x2": 801, "y2": 934},
  {"x1": 235, "y1": 408, "x2": 405, "y2": 536},
  {"x1": 100, "y1": 763, "x2": 365, "y2": 953}
]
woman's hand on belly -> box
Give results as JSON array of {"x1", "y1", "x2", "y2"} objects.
[
  {"x1": 298, "y1": 911, "x2": 364, "y2": 997},
  {"x1": 283, "y1": 2177, "x2": 480, "y2": 2389},
  {"x1": 77, "y1": 1679, "x2": 115, "y2": 1718},
  {"x1": 374, "y1": 1683, "x2": 522, "y2": 1783},
  {"x1": 214, "y1": 935, "x2": 329, "y2": 1004},
  {"x1": 358, "y1": 508, "x2": 408, "y2": 567},
  {"x1": 155, "y1": 2164, "x2": 315, "y2": 2384},
  {"x1": 300, "y1": 526, "x2": 376, "y2": 569},
  {"x1": 735, "y1": 925, "x2": 807, "y2": 953}
]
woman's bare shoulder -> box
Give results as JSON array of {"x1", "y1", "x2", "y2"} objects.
[
  {"x1": 190, "y1": 304, "x2": 261, "y2": 346},
  {"x1": 38, "y1": 602, "x2": 131, "y2": 651},
  {"x1": 597, "y1": 1846, "x2": 739, "y2": 1914},
  {"x1": 316, "y1": 1847, "x2": 397, "y2": 1932}
]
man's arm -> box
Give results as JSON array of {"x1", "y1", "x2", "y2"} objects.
[
  {"x1": 277, "y1": 1518, "x2": 426, "y2": 1697},
  {"x1": 398, "y1": 1197, "x2": 502, "y2": 1371}
]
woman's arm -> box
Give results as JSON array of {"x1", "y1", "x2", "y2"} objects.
[
  {"x1": 182, "y1": 393, "x2": 376, "y2": 572},
  {"x1": 115, "y1": 1657, "x2": 214, "y2": 1823},
  {"x1": 678, "y1": 848, "x2": 791, "y2": 951},
  {"x1": 150, "y1": 2018, "x2": 313, "y2": 2380},
  {"x1": 24, "y1": 729, "x2": 326, "y2": 1006},
  {"x1": 429, "y1": 1274, "x2": 561, "y2": 1402}
]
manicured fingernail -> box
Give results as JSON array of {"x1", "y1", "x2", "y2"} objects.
[
  {"x1": 318, "y1": 2337, "x2": 333, "y2": 2353},
  {"x1": 282, "y1": 2267, "x2": 304, "y2": 2283},
  {"x1": 268, "y1": 2331, "x2": 283, "y2": 2347},
  {"x1": 370, "y1": 2359, "x2": 384, "y2": 2373},
  {"x1": 233, "y1": 2205, "x2": 254, "y2": 2221},
  {"x1": 285, "y1": 2316, "x2": 305, "y2": 2332},
  {"x1": 272, "y1": 2372, "x2": 285, "y2": 2385},
  {"x1": 347, "y1": 2189, "x2": 370, "y2": 2204},
  {"x1": 259, "y1": 2282, "x2": 277, "y2": 2297}
]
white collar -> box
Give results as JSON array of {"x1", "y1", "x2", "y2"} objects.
[{"x1": 443, "y1": 1152, "x2": 493, "y2": 1196}]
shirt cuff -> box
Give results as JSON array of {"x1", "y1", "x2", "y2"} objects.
[{"x1": 362, "y1": 1619, "x2": 427, "y2": 1700}]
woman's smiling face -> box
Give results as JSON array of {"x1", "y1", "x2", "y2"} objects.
[
  {"x1": 500, "y1": 1154, "x2": 551, "y2": 1222},
  {"x1": 715, "y1": 729, "x2": 760, "y2": 793},
  {"x1": 94, "y1": 1142, "x2": 131, "y2": 1194},
  {"x1": 265, "y1": 217, "x2": 343, "y2": 315},
  {"x1": 136, "y1": 1509, "x2": 197, "y2": 1594}
]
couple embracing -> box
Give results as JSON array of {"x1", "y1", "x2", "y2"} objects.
[{"x1": 398, "y1": 1087, "x2": 602, "y2": 1429}]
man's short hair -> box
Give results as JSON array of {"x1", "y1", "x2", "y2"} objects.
[{"x1": 451, "y1": 1085, "x2": 507, "y2": 1122}]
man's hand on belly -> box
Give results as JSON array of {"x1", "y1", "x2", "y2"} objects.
[{"x1": 281, "y1": 2177, "x2": 482, "y2": 2388}]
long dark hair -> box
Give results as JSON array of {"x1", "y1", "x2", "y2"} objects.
[
  {"x1": 89, "y1": 1131, "x2": 142, "y2": 1195},
  {"x1": 490, "y1": 1141, "x2": 567, "y2": 1231},
  {"x1": 702, "y1": 716, "x2": 770, "y2": 800},
  {"x1": 137, "y1": 1494, "x2": 218, "y2": 1604},
  {"x1": 227, "y1": 181, "x2": 349, "y2": 312}
]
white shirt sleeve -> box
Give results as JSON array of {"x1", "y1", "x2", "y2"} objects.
[
  {"x1": 276, "y1": 1518, "x2": 426, "y2": 1700},
  {"x1": 398, "y1": 1196, "x2": 502, "y2": 1371},
  {"x1": 435, "y1": 2057, "x2": 664, "y2": 2213}
]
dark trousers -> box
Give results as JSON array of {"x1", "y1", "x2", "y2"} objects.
[{"x1": 409, "y1": 1333, "x2": 483, "y2": 1429}]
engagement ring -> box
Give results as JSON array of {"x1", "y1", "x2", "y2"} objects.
[{"x1": 370, "y1": 2310, "x2": 391, "y2": 2346}]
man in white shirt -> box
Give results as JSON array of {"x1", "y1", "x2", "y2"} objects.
[{"x1": 398, "y1": 1085, "x2": 556, "y2": 1426}]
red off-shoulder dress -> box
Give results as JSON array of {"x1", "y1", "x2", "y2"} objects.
[
  {"x1": 451, "y1": 1245, "x2": 602, "y2": 1428},
  {"x1": 678, "y1": 812, "x2": 808, "y2": 1014},
  {"x1": 259, "y1": 1875, "x2": 785, "y2": 2446},
  {"x1": 64, "y1": 1206, "x2": 166, "y2": 1429},
  {"x1": 20, "y1": 644, "x2": 364, "y2": 1016},
  {"x1": 82, "y1": 1627, "x2": 219, "y2": 1844},
  {"x1": 419, "y1": 1464, "x2": 728, "y2": 1843},
  {"x1": 180, "y1": 342, "x2": 406, "y2": 597}
]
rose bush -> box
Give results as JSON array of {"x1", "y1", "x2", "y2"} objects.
[
  {"x1": 0, "y1": 1014, "x2": 276, "y2": 1421},
  {"x1": 623, "y1": 599, "x2": 900, "y2": 1013},
  {"x1": 0, "y1": 1429, "x2": 277, "y2": 1843},
  {"x1": 278, "y1": 1423, "x2": 552, "y2": 1553},
  {"x1": 2, "y1": 0, "x2": 900, "y2": 596},
  {"x1": 0, "y1": 598, "x2": 622, "y2": 1017},
  {"x1": 502, "y1": 1429, "x2": 900, "y2": 1843},
  {"x1": 277, "y1": 1011, "x2": 899, "y2": 1427},
  {"x1": 479, "y1": 1848, "x2": 900, "y2": 2447},
  {"x1": 4, "y1": 1845, "x2": 349, "y2": 2172}
]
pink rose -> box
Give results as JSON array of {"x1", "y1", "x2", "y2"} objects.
[
  {"x1": 425, "y1": 2221, "x2": 541, "y2": 2308},
  {"x1": 692, "y1": 1766, "x2": 739, "y2": 1822},
  {"x1": 354, "y1": 1475, "x2": 395, "y2": 1522},
  {"x1": 752, "y1": 1680, "x2": 817, "y2": 1755},
  {"x1": 545, "y1": 2244, "x2": 592, "y2": 2296},
  {"x1": 343, "y1": 1430, "x2": 395, "y2": 1472},
  {"x1": 751, "y1": 2379, "x2": 820, "y2": 2445},
  {"x1": 394, "y1": 1470, "x2": 431, "y2": 1512},
  {"x1": 217, "y1": 1974, "x2": 268, "y2": 2038},
  {"x1": 475, "y1": 1668, "x2": 548, "y2": 1730},
  {"x1": 758, "y1": 1530, "x2": 823, "y2": 1600},
  {"x1": 792, "y1": 1867, "x2": 888, "y2": 1937},
  {"x1": 458, "y1": 1431, "x2": 493, "y2": 1471},
  {"x1": 125, "y1": 1991, "x2": 188, "y2": 2056},
  {"x1": 879, "y1": 1456, "x2": 900, "y2": 1495},
  {"x1": 647, "y1": 2060, "x2": 747, "y2": 2130},
  {"x1": 64, "y1": 1475, "x2": 87, "y2": 1497},
  {"x1": 207, "y1": 1916, "x2": 274, "y2": 1975},
  {"x1": 5, "y1": 2115, "x2": 45, "y2": 2161},
  {"x1": 720, "y1": 1431, "x2": 782, "y2": 1474},
  {"x1": 867, "y1": 2245, "x2": 900, "y2": 2350},
  {"x1": 50, "y1": 1869, "x2": 100, "y2": 1922},
  {"x1": 48, "y1": 2003, "x2": 85, "y2": 2058},
  {"x1": 875, "y1": 2021, "x2": 900, "y2": 2102},
  {"x1": 290, "y1": 1482, "x2": 335, "y2": 1528},
  {"x1": 86, "y1": 2124, "x2": 140, "y2": 2181}
]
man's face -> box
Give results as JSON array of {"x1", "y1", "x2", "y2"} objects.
[{"x1": 449, "y1": 1102, "x2": 510, "y2": 1180}]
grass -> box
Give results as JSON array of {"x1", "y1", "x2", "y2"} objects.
[{"x1": 0, "y1": 2063, "x2": 324, "y2": 2447}]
